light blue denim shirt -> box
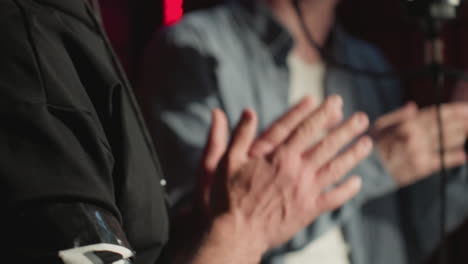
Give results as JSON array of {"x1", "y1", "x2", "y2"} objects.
[{"x1": 138, "y1": 1, "x2": 468, "y2": 263}]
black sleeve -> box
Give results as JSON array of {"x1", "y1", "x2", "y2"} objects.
[
  {"x1": 0, "y1": 1, "x2": 133, "y2": 262},
  {"x1": 0, "y1": 0, "x2": 117, "y2": 213}
]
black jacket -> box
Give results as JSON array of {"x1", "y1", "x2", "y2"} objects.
[{"x1": 1, "y1": 0, "x2": 168, "y2": 263}]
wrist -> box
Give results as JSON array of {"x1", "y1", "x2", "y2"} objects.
[{"x1": 194, "y1": 213, "x2": 266, "y2": 264}]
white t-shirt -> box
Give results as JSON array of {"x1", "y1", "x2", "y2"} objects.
[{"x1": 283, "y1": 53, "x2": 350, "y2": 264}]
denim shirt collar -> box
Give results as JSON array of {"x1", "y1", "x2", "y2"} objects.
[
  {"x1": 231, "y1": 0, "x2": 294, "y2": 65},
  {"x1": 230, "y1": 0, "x2": 350, "y2": 67}
]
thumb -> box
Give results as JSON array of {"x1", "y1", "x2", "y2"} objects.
[
  {"x1": 198, "y1": 109, "x2": 229, "y2": 207},
  {"x1": 373, "y1": 102, "x2": 418, "y2": 131},
  {"x1": 202, "y1": 109, "x2": 229, "y2": 175}
]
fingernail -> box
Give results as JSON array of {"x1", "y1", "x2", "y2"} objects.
[
  {"x1": 352, "y1": 176, "x2": 362, "y2": 189},
  {"x1": 406, "y1": 102, "x2": 418, "y2": 112},
  {"x1": 329, "y1": 95, "x2": 343, "y2": 107},
  {"x1": 355, "y1": 113, "x2": 368, "y2": 126},
  {"x1": 405, "y1": 101, "x2": 414, "y2": 107},
  {"x1": 299, "y1": 96, "x2": 314, "y2": 110},
  {"x1": 303, "y1": 96, "x2": 314, "y2": 105},
  {"x1": 242, "y1": 108, "x2": 253, "y2": 121}
]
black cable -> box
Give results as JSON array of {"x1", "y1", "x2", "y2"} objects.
[
  {"x1": 436, "y1": 74, "x2": 448, "y2": 264},
  {"x1": 431, "y1": 62, "x2": 449, "y2": 264},
  {"x1": 429, "y1": 30, "x2": 449, "y2": 264}
]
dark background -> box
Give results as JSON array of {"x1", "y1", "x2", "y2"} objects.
[
  {"x1": 338, "y1": 0, "x2": 468, "y2": 106},
  {"x1": 97, "y1": 0, "x2": 468, "y2": 263}
]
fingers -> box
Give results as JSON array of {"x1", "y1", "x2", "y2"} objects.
[
  {"x1": 250, "y1": 96, "x2": 315, "y2": 157},
  {"x1": 303, "y1": 112, "x2": 370, "y2": 170},
  {"x1": 202, "y1": 109, "x2": 229, "y2": 176},
  {"x1": 284, "y1": 95, "x2": 344, "y2": 152},
  {"x1": 226, "y1": 109, "x2": 258, "y2": 172},
  {"x1": 421, "y1": 103, "x2": 468, "y2": 139},
  {"x1": 430, "y1": 148, "x2": 467, "y2": 171},
  {"x1": 314, "y1": 136, "x2": 373, "y2": 188},
  {"x1": 199, "y1": 109, "x2": 229, "y2": 208},
  {"x1": 373, "y1": 102, "x2": 418, "y2": 132},
  {"x1": 415, "y1": 103, "x2": 468, "y2": 152},
  {"x1": 440, "y1": 125, "x2": 467, "y2": 151},
  {"x1": 441, "y1": 102, "x2": 468, "y2": 123},
  {"x1": 315, "y1": 176, "x2": 362, "y2": 213}
]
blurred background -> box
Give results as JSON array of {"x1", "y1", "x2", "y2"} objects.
[{"x1": 97, "y1": 0, "x2": 468, "y2": 262}]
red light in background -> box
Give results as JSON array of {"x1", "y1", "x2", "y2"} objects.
[{"x1": 164, "y1": 0, "x2": 184, "y2": 25}]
